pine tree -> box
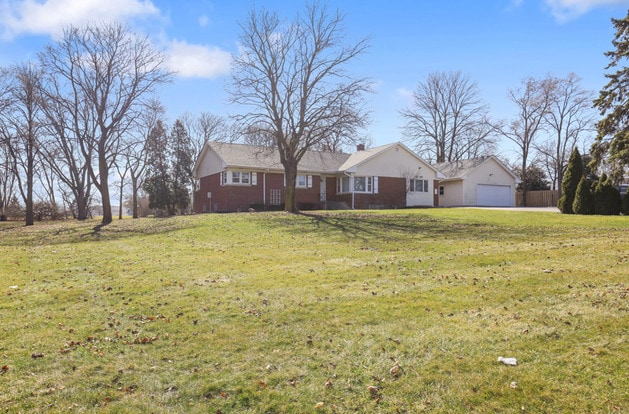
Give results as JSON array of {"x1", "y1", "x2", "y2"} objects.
[
  {"x1": 142, "y1": 119, "x2": 195, "y2": 216},
  {"x1": 170, "y1": 120, "x2": 194, "y2": 214},
  {"x1": 573, "y1": 176, "x2": 595, "y2": 215},
  {"x1": 592, "y1": 11, "x2": 629, "y2": 182},
  {"x1": 594, "y1": 173, "x2": 622, "y2": 215},
  {"x1": 558, "y1": 148, "x2": 583, "y2": 214},
  {"x1": 621, "y1": 192, "x2": 629, "y2": 215},
  {"x1": 143, "y1": 120, "x2": 175, "y2": 215}
]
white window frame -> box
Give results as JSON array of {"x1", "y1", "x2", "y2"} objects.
[
  {"x1": 336, "y1": 176, "x2": 375, "y2": 194},
  {"x1": 295, "y1": 175, "x2": 313, "y2": 189},
  {"x1": 221, "y1": 170, "x2": 257, "y2": 186},
  {"x1": 410, "y1": 179, "x2": 429, "y2": 193}
]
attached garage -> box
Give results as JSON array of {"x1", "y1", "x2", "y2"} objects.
[{"x1": 477, "y1": 184, "x2": 512, "y2": 206}]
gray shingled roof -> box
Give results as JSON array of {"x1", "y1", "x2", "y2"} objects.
[
  {"x1": 433, "y1": 156, "x2": 492, "y2": 179},
  {"x1": 209, "y1": 141, "x2": 351, "y2": 173}
]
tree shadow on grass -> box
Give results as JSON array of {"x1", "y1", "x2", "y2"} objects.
[
  {"x1": 266, "y1": 210, "x2": 496, "y2": 244},
  {"x1": 0, "y1": 216, "x2": 204, "y2": 247}
]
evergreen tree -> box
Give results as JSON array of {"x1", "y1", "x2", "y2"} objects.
[
  {"x1": 592, "y1": 11, "x2": 629, "y2": 182},
  {"x1": 573, "y1": 176, "x2": 595, "y2": 215},
  {"x1": 170, "y1": 120, "x2": 194, "y2": 214},
  {"x1": 143, "y1": 121, "x2": 175, "y2": 215},
  {"x1": 558, "y1": 148, "x2": 583, "y2": 214},
  {"x1": 516, "y1": 164, "x2": 550, "y2": 191},
  {"x1": 621, "y1": 192, "x2": 629, "y2": 215},
  {"x1": 594, "y1": 173, "x2": 622, "y2": 215},
  {"x1": 142, "y1": 119, "x2": 195, "y2": 216}
]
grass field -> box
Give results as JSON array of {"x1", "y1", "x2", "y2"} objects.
[{"x1": 0, "y1": 209, "x2": 627, "y2": 413}]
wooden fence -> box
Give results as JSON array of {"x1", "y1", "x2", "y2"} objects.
[{"x1": 516, "y1": 190, "x2": 559, "y2": 207}]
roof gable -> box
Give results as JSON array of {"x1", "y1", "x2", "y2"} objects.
[{"x1": 339, "y1": 142, "x2": 440, "y2": 175}]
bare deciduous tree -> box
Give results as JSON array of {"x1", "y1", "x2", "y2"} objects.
[
  {"x1": 38, "y1": 71, "x2": 94, "y2": 220},
  {"x1": 0, "y1": 63, "x2": 44, "y2": 225},
  {"x1": 0, "y1": 67, "x2": 14, "y2": 217},
  {"x1": 39, "y1": 23, "x2": 172, "y2": 225},
  {"x1": 536, "y1": 73, "x2": 594, "y2": 196},
  {"x1": 121, "y1": 99, "x2": 165, "y2": 218},
  {"x1": 229, "y1": 3, "x2": 371, "y2": 212},
  {"x1": 400, "y1": 71, "x2": 496, "y2": 163},
  {"x1": 498, "y1": 76, "x2": 555, "y2": 206},
  {"x1": 179, "y1": 111, "x2": 232, "y2": 177}
]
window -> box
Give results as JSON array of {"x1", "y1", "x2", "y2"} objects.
[
  {"x1": 439, "y1": 186, "x2": 445, "y2": 196},
  {"x1": 338, "y1": 177, "x2": 350, "y2": 193},
  {"x1": 410, "y1": 179, "x2": 429, "y2": 192},
  {"x1": 337, "y1": 176, "x2": 373, "y2": 193},
  {"x1": 353, "y1": 176, "x2": 372, "y2": 193},
  {"x1": 221, "y1": 171, "x2": 256, "y2": 186}
]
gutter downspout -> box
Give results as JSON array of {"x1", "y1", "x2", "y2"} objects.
[
  {"x1": 343, "y1": 171, "x2": 354, "y2": 210},
  {"x1": 263, "y1": 171, "x2": 267, "y2": 208}
]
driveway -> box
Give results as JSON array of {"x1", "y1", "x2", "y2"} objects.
[{"x1": 460, "y1": 206, "x2": 560, "y2": 212}]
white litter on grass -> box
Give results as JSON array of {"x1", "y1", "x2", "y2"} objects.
[
  {"x1": 498, "y1": 356, "x2": 517, "y2": 366},
  {"x1": 9, "y1": 286, "x2": 18, "y2": 289}
]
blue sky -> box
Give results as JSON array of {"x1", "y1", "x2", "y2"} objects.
[{"x1": 2, "y1": 0, "x2": 629, "y2": 160}]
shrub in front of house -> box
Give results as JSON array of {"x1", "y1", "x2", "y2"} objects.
[
  {"x1": 249, "y1": 203, "x2": 266, "y2": 212},
  {"x1": 558, "y1": 148, "x2": 584, "y2": 214},
  {"x1": 621, "y1": 193, "x2": 629, "y2": 215},
  {"x1": 594, "y1": 175, "x2": 622, "y2": 215},
  {"x1": 573, "y1": 177, "x2": 595, "y2": 215}
]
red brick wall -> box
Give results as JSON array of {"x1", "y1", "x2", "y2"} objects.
[
  {"x1": 193, "y1": 172, "x2": 324, "y2": 212},
  {"x1": 324, "y1": 176, "x2": 406, "y2": 209},
  {"x1": 194, "y1": 173, "x2": 408, "y2": 212}
]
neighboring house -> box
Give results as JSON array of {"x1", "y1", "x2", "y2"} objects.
[
  {"x1": 192, "y1": 141, "x2": 440, "y2": 212},
  {"x1": 433, "y1": 156, "x2": 519, "y2": 207}
]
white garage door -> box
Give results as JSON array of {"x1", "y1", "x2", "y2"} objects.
[{"x1": 477, "y1": 185, "x2": 512, "y2": 206}]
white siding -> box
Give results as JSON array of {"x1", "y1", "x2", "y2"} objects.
[
  {"x1": 196, "y1": 148, "x2": 224, "y2": 178},
  {"x1": 353, "y1": 146, "x2": 435, "y2": 180},
  {"x1": 466, "y1": 159, "x2": 515, "y2": 206},
  {"x1": 439, "y1": 181, "x2": 464, "y2": 207}
]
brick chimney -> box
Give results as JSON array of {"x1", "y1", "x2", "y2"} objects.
[{"x1": 357, "y1": 143, "x2": 365, "y2": 151}]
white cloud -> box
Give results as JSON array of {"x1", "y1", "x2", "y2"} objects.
[
  {"x1": 395, "y1": 87, "x2": 414, "y2": 102},
  {"x1": 545, "y1": 0, "x2": 629, "y2": 21},
  {"x1": 167, "y1": 39, "x2": 232, "y2": 79},
  {"x1": 0, "y1": 0, "x2": 160, "y2": 39}
]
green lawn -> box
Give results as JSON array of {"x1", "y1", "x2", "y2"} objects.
[{"x1": 0, "y1": 209, "x2": 627, "y2": 413}]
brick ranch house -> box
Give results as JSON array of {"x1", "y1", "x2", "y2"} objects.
[{"x1": 192, "y1": 141, "x2": 442, "y2": 212}]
